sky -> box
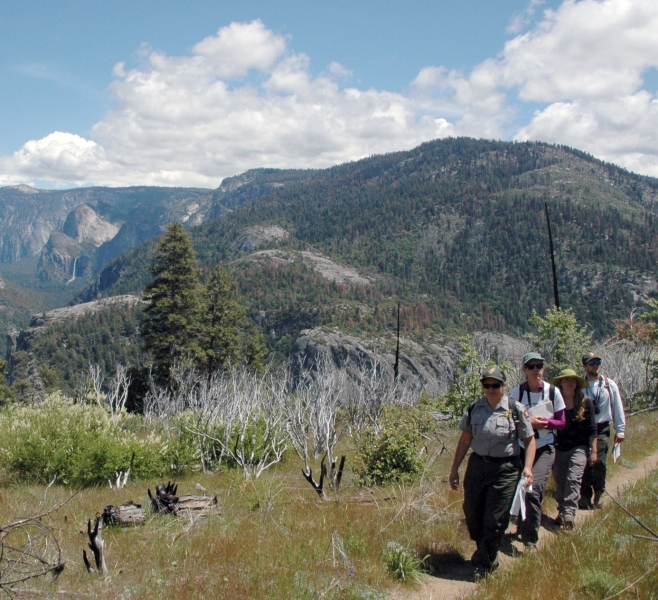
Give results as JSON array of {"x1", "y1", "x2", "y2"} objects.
[{"x1": 1, "y1": 0, "x2": 658, "y2": 189}]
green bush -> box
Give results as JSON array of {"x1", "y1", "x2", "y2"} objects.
[
  {"x1": 0, "y1": 394, "x2": 197, "y2": 486},
  {"x1": 355, "y1": 405, "x2": 434, "y2": 486}
]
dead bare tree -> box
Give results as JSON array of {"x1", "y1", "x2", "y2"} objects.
[
  {"x1": 344, "y1": 353, "x2": 419, "y2": 436},
  {"x1": 595, "y1": 338, "x2": 654, "y2": 412},
  {"x1": 0, "y1": 495, "x2": 76, "y2": 595},
  {"x1": 286, "y1": 357, "x2": 347, "y2": 498},
  {"x1": 106, "y1": 364, "x2": 132, "y2": 418},
  {"x1": 150, "y1": 366, "x2": 289, "y2": 479}
]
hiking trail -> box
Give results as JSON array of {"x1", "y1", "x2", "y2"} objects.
[{"x1": 388, "y1": 449, "x2": 658, "y2": 600}]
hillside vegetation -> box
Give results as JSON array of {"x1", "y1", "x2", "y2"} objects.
[{"x1": 78, "y1": 138, "x2": 658, "y2": 350}]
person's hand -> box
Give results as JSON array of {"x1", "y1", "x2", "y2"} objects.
[
  {"x1": 449, "y1": 468, "x2": 460, "y2": 490},
  {"x1": 615, "y1": 434, "x2": 625, "y2": 444},
  {"x1": 589, "y1": 451, "x2": 598, "y2": 465},
  {"x1": 530, "y1": 416, "x2": 549, "y2": 430},
  {"x1": 521, "y1": 467, "x2": 533, "y2": 486}
]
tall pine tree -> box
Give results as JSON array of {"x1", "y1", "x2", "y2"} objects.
[
  {"x1": 141, "y1": 223, "x2": 201, "y2": 384},
  {"x1": 197, "y1": 265, "x2": 247, "y2": 378}
]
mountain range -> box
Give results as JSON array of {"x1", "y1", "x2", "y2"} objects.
[{"x1": 2, "y1": 137, "x2": 658, "y2": 385}]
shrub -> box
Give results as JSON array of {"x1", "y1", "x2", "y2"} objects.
[
  {"x1": 354, "y1": 405, "x2": 434, "y2": 486},
  {"x1": 382, "y1": 541, "x2": 426, "y2": 583},
  {"x1": 0, "y1": 394, "x2": 197, "y2": 486}
]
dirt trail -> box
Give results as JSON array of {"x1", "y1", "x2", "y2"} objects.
[{"x1": 389, "y1": 450, "x2": 658, "y2": 600}]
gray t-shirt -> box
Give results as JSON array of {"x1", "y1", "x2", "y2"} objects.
[{"x1": 458, "y1": 395, "x2": 533, "y2": 458}]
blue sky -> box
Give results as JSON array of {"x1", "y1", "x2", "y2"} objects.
[{"x1": 1, "y1": 0, "x2": 657, "y2": 188}]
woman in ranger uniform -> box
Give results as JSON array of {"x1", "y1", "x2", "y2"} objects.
[{"x1": 450, "y1": 366, "x2": 536, "y2": 579}]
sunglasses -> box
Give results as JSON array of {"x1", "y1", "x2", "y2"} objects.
[
  {"x1": 586, "y1": 359, "x2": 602, "y2": 366},
  {"x1": 482, "y1": 382, "x2": 503, "y2": 389},
  {"x1": 525, "y1": 362, "x2": 544, "y2": 370}
]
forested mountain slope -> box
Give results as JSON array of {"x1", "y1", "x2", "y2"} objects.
[{"x1": 69, "y1": 138, "x2": 658, "y2": 352}]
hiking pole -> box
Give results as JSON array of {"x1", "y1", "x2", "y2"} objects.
[
  {"x1": 545, "y1": 202, "x2": 560, "y2": 309},
  {"x1": 394, "y1": 302, "x2": 400, "y2": 381}
]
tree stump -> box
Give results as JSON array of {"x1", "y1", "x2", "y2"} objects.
[{"x1": 102, "y1": 501, "x2": 146, "y2": 527}]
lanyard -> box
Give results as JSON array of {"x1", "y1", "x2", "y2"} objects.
[
  {"x1": 521, "y1": 385, "x2": 543, "y2": 407},
  {"x1": 586, "y1": 377, "x2": 604, "y2": 408}
]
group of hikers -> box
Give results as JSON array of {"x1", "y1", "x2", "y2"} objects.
[{"x1": 449, "y1": 350, "x2": 626, "y2": 580}]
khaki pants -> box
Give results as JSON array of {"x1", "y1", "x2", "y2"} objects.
[
  {"x1": 519, "y1": 444, "x2": 555, "y2": 544},
  {"x1": 553, "y1": 446, "x2": 588, "y2": 519}
]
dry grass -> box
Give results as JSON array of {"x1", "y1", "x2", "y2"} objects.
[
  {"x1": 0, "y1": 435, "x2": 474, "y2": 599},
  {"x1": 3, "y1": 411, "x2": 657, "y2": 599}
]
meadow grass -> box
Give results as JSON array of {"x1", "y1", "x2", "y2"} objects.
[
  {"x1": 0, "y1": 431, "x2": 473, "y2": 599},
  {"x1": 2, "y1": 411, "x2": 657, "y2": 599}
]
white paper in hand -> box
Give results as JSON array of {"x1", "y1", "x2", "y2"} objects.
[
  {"x1": 510, "y1": 477, "x2": 532, "y2": 520},
  {"x1": 613, "y1": 442, "x2": 621, "y2": 463}
]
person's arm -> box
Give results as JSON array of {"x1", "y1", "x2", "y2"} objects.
[
  {"x1": 610, "y1": 381, "x2": 626, "y2": 442},
  {"x1": 521, "y1": 436, "x2": 536, "y2": 486},
  {"x1": 449, "y1": 431, "x2": 473, "y2": 490},
  {"x1": 589, "y1": 435, "x2": 598, "y2": 466},
  {"x1": 545, "y1": 409, "x2": 566, "y2": 430}
]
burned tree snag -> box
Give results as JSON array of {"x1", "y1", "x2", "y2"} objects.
[
  {"x1": 84, "y1": 516, "x2": 108, "y2": 575},
  {"x1": 302, "y1": 455, "x2": 347, "y2": 499},
  {"x1": 148, "y1": 482, "x2": 219, "y2": 516}
]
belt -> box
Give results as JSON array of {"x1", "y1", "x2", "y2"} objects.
[
  {"x1": 597, "y1": 421, "x2": 610, "y2": 434},
  {"x1": 473, "y1": 453, "x2": 517, "y2": 463}
]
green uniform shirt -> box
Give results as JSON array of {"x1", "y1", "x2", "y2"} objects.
[{"x1": 458, "y1": 395, "x2": 533, "y2": 457}]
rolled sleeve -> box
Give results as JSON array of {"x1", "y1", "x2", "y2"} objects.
[
  {"x1": 609, "y1": 380, "x2": 626, "y2": 436},
  {"x1": 458, "y1": 408, "x2": 473, "y2": 434}
]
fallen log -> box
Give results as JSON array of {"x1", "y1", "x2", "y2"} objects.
[
  {"x1": 102, "y1": 501, "x2": 146, "y2": 527},
  {"x1": 148, "y1": 482, "x2": 220, "y2": 516}
]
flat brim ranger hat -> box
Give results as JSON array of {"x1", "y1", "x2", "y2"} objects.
[{"x1": 480, "y1": 366, "x2": 506, "y2": 383}]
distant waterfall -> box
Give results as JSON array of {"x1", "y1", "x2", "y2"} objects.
[{"x1": 67, "y1": 257, "x2": 78, "y2": 284}]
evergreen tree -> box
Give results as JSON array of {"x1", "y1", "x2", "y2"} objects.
[
  {"x1": 197, "y1": 266, "x2": 247, "y2": 378},
  {"x1": 245, "y1": 326, "x2": 268, "y2": 375},
  {"x1": 141, "y1": 223, "x2": 201, "y2": 384}
]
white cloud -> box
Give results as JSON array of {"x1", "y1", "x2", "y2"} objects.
[
  {"x1": 0, "y1": 20, "x2": 449, "y2": 187},
  {"x1": 4, "y1": 3, "x2": 658, "y2": 187}
]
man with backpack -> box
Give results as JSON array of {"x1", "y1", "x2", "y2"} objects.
[
  {"x1": 579, "y1": 351, "x2": 626, "y2": 510},
  {"x1": 509, "y1": 352, "x2": 566, "y2": 551}
]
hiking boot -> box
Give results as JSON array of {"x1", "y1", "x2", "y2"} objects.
[
  {"x1": 473, "y1": 567, "x2": 486, "y2": 582},
  {"x1": 524, "y1": 542, "x2": 537, "y2": 553},
  {"x1": 562, "y1": 519, "x2": 575, "y2": 531},
  {"x1": 593, "y1": 494, "x2": 604, "y2": 509},
  {"x1": 578, "y1": 500, "x2": 592, "y2": 510}
]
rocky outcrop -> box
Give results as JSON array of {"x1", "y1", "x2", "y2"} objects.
[
  {"x1": 290, "y1": 328, "x2": 456, "y2": 396},
  {"x1": 231, "y1": 226, "x2": 290, "y2": 252},
  {"x1": 231, "y1": 249, "x2": 371, "y2": 286},
  {"x1": 13, "y1": 294, "x2": 144, "y2": 356},
  {"x1": 290, "y1": 329, "x2": 533, "y2": 395},
  {"x1": 36, "y1": 232, "x2": 88, "y2": 282},
  {"x1": 0, "y1": 185, "x2": 212, "y2": 266},
  {"x1": 63, "y1": 204, "x2": 119, "y2": 246}
]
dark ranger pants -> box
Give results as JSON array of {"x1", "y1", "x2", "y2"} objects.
[
  {"x1": 463, "y1": 453, "x2": 521, "y2": 569},
  {"x1": 519, "y1": 444, "x2": 555, "y2": 545},
  {"x1": 580, "y1": 422, "x2": 610, "y2": 504}
]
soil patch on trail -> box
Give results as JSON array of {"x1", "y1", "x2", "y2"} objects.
[{"x1": 388, "y1": 448, "x2": 658, "y2": 600}]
